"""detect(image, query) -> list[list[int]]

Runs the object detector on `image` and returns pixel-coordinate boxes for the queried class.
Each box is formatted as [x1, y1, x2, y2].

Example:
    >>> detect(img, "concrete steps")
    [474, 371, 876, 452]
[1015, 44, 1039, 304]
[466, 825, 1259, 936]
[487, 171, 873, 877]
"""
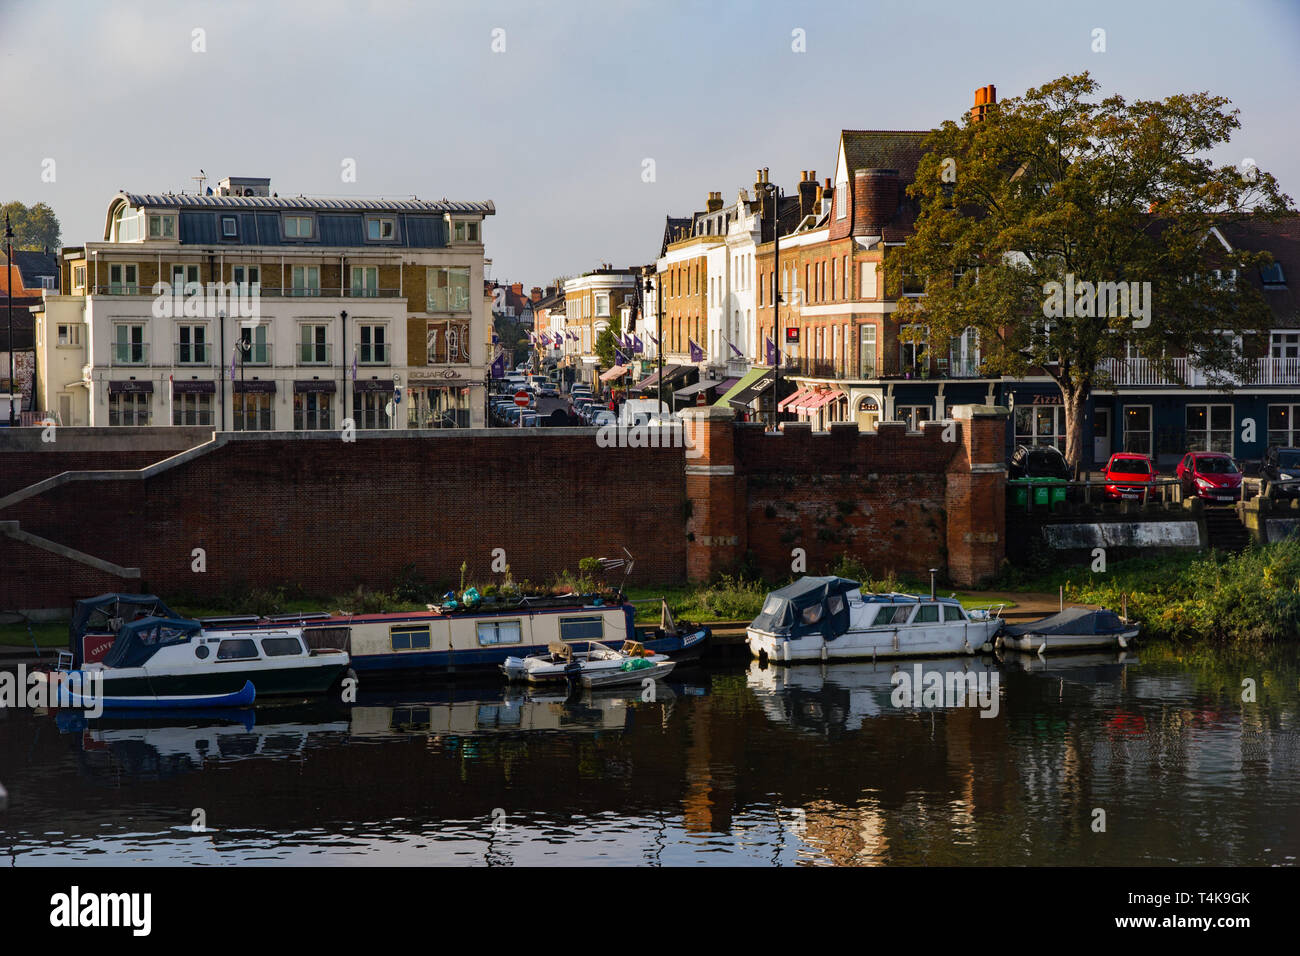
[1204, 508, 1251, 552]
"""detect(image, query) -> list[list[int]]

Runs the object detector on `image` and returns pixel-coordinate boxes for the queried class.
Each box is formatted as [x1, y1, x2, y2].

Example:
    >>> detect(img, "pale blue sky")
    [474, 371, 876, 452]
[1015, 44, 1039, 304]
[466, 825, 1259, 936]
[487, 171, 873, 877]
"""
[2, 0, 1297, 286]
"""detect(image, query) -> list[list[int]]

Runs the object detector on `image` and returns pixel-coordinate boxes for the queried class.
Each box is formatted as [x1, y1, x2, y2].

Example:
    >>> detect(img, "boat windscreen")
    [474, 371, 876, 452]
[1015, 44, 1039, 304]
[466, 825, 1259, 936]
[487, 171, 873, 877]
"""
[68, 593, 181, 666]
[100, 616, 202, 669]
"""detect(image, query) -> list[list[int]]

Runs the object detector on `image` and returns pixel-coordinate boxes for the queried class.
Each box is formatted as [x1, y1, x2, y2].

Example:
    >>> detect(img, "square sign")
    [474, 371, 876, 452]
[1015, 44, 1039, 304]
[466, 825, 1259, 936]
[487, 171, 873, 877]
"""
[785, 327, 800, 343]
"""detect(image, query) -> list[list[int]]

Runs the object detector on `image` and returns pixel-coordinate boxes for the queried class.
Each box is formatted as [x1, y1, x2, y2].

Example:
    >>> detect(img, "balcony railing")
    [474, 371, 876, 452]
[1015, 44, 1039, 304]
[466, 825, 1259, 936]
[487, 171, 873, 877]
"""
[110, 342, 149, 366]
[91, 284, 402, 299]
[298, 343, 333, 365]
[1097, 357, 1300, 387]
[175, 343, 214, 366]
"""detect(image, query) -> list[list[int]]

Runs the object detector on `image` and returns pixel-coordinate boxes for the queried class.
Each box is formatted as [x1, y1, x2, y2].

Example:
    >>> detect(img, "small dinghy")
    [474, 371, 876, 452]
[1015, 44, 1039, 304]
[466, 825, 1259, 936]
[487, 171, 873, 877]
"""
[581, 656, 675, 689]
[501, 640, 671, 685]
[999, 607, 1139, 654]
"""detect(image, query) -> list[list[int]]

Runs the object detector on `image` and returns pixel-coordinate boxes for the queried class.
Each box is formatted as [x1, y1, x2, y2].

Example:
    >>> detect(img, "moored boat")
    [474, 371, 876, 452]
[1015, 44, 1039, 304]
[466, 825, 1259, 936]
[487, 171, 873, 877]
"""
[997, 607, 1139, 654]
[501, 640, 670, 685]
[747, 576, 1004, 663]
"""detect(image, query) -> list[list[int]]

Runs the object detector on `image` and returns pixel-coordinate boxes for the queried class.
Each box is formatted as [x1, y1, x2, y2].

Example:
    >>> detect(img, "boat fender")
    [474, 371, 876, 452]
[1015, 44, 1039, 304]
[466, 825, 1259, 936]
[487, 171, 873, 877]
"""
[1117, 635, 1128, 649]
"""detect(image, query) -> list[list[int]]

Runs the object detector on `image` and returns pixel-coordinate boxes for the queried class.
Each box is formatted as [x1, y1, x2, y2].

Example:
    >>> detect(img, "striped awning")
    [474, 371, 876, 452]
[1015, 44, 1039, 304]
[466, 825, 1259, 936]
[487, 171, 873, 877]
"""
[778, 387, 811, 411]
[599, 365, 630, 383]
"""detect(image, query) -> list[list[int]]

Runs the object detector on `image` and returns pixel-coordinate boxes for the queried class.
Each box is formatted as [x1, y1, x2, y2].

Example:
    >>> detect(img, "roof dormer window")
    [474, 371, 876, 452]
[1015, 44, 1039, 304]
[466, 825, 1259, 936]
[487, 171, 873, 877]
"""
[284, 215, 314, 239]
[148, 214, 176, 239]
[451, 219, 480, 243]
[1261, 262, 1286, 287]
[115, 206, 144, 242]
[367, 218, 395, 241]
[221, 215, 239, 239]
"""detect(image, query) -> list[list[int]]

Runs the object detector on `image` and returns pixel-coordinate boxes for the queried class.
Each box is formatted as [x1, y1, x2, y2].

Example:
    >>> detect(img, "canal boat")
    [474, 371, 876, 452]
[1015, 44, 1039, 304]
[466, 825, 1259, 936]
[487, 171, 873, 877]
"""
[53, 679, 257, 711]
[46, 615, 351, 702]
[746, 576, 1004, 663]
[998, 607, 1139, 654]
[67, 591, 710, 681]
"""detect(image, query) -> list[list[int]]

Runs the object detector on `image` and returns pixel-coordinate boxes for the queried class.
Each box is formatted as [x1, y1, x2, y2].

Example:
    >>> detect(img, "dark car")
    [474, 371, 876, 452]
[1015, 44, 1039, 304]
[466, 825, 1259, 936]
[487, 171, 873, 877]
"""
[1261, 446, 1300, 499]
[1175, 451, 1242, 503]
[1008, 444, 1073, 480]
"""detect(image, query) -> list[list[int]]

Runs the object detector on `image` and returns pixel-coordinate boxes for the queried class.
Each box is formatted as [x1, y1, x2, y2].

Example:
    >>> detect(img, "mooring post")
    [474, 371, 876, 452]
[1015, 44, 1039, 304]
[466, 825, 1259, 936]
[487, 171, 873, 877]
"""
[0, 780, 8, 812]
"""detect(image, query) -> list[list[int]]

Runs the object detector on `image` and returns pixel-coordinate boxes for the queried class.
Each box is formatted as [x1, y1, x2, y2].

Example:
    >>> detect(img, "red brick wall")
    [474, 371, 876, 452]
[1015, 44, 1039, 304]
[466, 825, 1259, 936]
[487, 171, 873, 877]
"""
[0, 534, 140, 613]
[0, 428, 210, 497]
[0, 432, 687, 610]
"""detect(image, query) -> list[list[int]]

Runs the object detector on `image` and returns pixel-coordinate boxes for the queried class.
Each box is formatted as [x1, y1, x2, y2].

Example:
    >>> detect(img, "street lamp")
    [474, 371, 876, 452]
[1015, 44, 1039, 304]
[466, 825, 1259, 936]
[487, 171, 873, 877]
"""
[758, 179, 783, 428]
[644, 274, 664, 417]
[5, 214, 15, 426]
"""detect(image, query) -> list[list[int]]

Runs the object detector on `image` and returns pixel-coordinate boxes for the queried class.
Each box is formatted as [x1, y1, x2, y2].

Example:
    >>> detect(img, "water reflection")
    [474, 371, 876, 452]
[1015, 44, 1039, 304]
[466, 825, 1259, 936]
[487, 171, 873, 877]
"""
[0, 647, 1296, 866]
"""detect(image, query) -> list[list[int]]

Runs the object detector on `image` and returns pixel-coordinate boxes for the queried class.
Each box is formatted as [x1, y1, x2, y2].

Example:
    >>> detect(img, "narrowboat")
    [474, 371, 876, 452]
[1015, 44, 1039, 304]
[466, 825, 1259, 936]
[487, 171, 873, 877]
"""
[65, 592, 711, 682]
[747, 576, 1004, 663]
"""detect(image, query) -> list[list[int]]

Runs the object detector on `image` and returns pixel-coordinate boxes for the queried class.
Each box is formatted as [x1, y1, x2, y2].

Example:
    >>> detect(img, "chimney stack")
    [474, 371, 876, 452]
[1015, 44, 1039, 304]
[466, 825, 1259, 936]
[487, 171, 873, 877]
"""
[530, 286, 543, 302]
[970, 84, 997, 123]
[706, 191, 724, 212]
[853, 168, 901, 237]
[798, 169, 819, 221]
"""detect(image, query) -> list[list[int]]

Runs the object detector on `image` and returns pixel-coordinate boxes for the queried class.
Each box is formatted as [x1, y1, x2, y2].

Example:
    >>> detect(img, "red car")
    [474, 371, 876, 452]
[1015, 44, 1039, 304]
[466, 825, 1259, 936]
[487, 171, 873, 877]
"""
[1102, 453, 1157, 500]
[1175, 451, 1242, 503]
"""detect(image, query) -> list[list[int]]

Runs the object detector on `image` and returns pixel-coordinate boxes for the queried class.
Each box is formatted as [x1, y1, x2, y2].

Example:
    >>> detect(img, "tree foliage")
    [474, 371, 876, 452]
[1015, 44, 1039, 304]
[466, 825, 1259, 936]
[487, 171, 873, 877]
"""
[1, 201, 61, 251]
[885, 73, 1294, 466]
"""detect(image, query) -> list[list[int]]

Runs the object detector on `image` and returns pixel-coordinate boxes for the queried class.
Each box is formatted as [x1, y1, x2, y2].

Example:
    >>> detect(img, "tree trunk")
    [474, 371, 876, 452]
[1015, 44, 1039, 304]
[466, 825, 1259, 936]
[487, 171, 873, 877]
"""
[1061, 384, 1090, 476]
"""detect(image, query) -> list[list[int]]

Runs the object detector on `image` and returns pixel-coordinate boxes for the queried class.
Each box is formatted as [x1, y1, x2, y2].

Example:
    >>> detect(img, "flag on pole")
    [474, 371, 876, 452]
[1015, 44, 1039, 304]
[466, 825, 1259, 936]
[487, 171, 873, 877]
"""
[490, 351, 506, 378]
[351, 352, 357, 382]
[633, 334, 644, 353]
[615, 348, 628, 366]
[726, 337, 743, 358]
[230, 347, 236, 381]
[765, 335, 778, 366]
[689, 338, 704, 363]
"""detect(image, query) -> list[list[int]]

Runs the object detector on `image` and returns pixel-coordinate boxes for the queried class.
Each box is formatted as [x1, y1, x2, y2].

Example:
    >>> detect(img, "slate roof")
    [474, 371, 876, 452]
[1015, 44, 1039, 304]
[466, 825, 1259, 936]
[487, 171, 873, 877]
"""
[10, 251, 59, 291]
[121, 193, 495, 215]
[1219, 213, 1300, 327]
[839, 130, 930, 181]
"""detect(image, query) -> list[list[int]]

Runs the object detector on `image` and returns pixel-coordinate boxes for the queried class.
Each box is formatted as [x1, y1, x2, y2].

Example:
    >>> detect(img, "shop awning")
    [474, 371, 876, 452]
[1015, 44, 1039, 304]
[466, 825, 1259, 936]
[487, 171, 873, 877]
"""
[635, 364, 681, 391]
[674, 376, 735, 399]
[293, 380, 337, 393]
[171, 380, 215, 395]
[599, 365, 630, 383]
[108, 380, 153, 394]
[807, 389, 846, 411]
[716, 367, 773, 408]
[778, 386, 811, 411]
[354, 379, 395, 393]
[233, 379, 277, 394]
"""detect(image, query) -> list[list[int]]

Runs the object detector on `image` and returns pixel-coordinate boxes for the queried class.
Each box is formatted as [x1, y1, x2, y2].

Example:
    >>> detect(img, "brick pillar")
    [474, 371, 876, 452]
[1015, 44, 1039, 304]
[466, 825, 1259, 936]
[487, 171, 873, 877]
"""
[680, 405, 744, 582]
[945, 404, 1008, 587]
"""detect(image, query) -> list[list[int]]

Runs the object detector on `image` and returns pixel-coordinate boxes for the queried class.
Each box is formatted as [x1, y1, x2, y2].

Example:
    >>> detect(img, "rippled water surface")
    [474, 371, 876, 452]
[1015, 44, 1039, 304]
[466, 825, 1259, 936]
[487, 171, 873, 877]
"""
[1, 642, 1296, 865]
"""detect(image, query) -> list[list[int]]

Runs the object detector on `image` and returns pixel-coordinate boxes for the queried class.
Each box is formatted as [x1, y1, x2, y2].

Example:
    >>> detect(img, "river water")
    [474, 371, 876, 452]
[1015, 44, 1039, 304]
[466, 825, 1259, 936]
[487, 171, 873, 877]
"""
[1, 642, 1296, 866]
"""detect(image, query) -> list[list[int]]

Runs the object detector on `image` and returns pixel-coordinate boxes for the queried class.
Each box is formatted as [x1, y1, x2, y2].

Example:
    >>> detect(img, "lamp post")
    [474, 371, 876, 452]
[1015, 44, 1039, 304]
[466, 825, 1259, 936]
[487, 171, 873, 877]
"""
[5, 214, 15, 426]
[644, 274, 664, 417]
[758, 180, 783, 428]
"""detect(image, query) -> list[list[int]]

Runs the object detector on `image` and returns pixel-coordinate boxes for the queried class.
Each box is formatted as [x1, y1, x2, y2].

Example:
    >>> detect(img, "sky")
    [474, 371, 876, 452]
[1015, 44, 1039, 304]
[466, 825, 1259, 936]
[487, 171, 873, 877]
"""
[2, 0, 1298, 287]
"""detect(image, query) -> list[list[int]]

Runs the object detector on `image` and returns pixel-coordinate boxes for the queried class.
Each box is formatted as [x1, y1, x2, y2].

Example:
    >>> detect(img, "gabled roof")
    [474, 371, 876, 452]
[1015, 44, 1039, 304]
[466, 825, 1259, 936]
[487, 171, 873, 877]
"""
[10, 250, 59, 290]
[660, 216, 694, 257]
[839, 130, 930, 180]
[1217, 214, 1300, 325]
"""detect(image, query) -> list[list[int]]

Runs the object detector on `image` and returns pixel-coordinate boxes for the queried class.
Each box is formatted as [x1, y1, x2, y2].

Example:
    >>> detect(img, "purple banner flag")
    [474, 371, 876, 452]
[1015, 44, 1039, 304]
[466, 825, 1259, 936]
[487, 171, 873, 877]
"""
[727, 338, 743, 358]
[765, 335, 777, 366]
[615, 348, 628, 366]
[633, 334, 644, 353]
[689, 338, 704, 363]
[491, 351, 506, 378]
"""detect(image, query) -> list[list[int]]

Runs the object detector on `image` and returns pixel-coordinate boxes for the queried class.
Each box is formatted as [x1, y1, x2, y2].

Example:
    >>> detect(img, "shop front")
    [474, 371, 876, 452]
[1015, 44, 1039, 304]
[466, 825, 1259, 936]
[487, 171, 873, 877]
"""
[408, 370, 474, 428]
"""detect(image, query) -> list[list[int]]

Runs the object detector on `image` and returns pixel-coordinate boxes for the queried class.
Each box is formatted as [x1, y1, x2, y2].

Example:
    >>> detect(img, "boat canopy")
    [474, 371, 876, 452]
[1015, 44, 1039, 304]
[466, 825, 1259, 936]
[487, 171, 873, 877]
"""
[68, 593, 181, 665]
[100, 616, 203, 669]
[750, 576, 858, 639]
[1003, 607, 1127, 638]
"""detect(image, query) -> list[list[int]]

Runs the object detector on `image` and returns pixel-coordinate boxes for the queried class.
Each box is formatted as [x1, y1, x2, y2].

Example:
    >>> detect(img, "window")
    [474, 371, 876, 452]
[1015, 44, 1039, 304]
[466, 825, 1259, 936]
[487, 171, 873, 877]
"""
[261, 637, 304, 657]
[943, 605, 965, 622]
[1268, 404, 1299, 447]
[239, 324, 270, 365]
[900, 266, 925, 296]
[147, 214, 176, 239]
[427, 267, 471, 311]
[390, 625, 431, 651]
[232, 265, 260, 288]
[426, 320, 469, 364]
[294, 391, 333, 430]
[358, 324, 387, 364]
[176, 324, 208, 364]
[899, 325, 928, 374]
[353, 390, 391, 429]
[233, 390, 273, 431]
[108, 263, 138, 294]
[73, 265, 86, 290]
[291, 265, 320, 296]
[351, 266, 379, 297]
[56, 324, 82, 347]
[284, 215, 313, 238]
[560, 616, 603, 642]
[113, 324, 146, 364]
[108, 392, 150, 426]
[299, 325, 329, 364]
[801, 603, 824, 626]
[595, 293, 610, 317]
[858, 325, 877, 378]
[171, 264, 200, 290]
[172, 393, 213, 426]
[452, 220, 480, 242]
[835, 182, 847, 219]
[874, 605, 910, 626]
[114, 206, 142, 242]
[897, 405, 932, 431]
[367, 218, 395, 241]
[1272, 333, 1300, 359]
[1015, 405, 1067, 450]
[913, 604, 940, 624]
[221, 216, 238, 238]
[216, 638, 259, 661]
[1122, 405, 1153, 455]
[477, 620, 522, 645]
[1186, 404, 1233, 453]
[1260, 262, 1286, 286]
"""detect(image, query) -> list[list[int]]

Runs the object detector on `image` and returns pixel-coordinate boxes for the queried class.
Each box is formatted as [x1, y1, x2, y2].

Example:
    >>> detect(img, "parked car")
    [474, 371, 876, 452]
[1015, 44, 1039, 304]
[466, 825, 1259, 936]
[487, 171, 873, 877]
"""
[1102, 453, 1158, 501]
[1008, 444, 1073, 480]
[591, 409, 616, 428]
[1261, 446, 1300, 499]
[1175, 451, 1242, 503]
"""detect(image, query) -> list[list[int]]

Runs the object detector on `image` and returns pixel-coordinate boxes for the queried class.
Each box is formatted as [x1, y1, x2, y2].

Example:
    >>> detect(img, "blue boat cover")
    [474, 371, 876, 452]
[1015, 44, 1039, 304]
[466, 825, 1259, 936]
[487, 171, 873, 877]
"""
[1003, 607, 1127, 637]
[68, 593, 180, 666]
[100, 616, 203, 669]
[750, 576, 858, 639]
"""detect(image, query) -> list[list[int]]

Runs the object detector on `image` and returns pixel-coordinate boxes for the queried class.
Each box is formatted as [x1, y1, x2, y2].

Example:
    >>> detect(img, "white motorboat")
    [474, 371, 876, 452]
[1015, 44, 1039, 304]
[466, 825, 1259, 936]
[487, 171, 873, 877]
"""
[500, 641, 670, 684]
[747, 576, 1004, 663]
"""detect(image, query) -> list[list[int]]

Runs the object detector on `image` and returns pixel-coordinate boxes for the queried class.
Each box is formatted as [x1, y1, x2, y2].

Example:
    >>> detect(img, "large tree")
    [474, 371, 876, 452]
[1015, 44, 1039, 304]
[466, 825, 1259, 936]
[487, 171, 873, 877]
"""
[1, 201, 61, 250]
[886, 73, 1293, 468]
